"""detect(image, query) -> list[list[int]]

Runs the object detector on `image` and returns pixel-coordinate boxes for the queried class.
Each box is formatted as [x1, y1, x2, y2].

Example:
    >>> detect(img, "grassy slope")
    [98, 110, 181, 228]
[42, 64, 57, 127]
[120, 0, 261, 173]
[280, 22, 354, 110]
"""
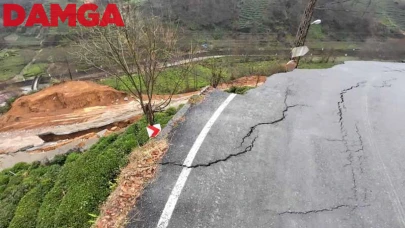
[0, 49, 34, 81]
[0, 109, 178, 228]
[378, 0, 405, 31]
[100, 57, 342, 94]
[23, 64, 49, 78]
[100, 65, 213, 94]
[100, 57, 287, 94]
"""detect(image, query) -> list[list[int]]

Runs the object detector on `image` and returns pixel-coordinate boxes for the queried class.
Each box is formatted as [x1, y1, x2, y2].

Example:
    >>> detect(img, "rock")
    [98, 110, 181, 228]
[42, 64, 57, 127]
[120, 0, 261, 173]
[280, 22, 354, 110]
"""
[97, 129, 108, 138]
[18, 145, 35, 152]
[285, 60, 297, 72]
[40, 157, 50, 165]
[111, 126, 118, 131]
[124, 97, 129, 101]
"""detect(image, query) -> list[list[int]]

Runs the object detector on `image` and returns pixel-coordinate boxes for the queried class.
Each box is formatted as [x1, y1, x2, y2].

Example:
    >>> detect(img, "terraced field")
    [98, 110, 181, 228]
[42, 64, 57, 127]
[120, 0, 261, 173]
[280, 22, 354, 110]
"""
[237, 0, 269, 31]
[379, 0, 405, 31]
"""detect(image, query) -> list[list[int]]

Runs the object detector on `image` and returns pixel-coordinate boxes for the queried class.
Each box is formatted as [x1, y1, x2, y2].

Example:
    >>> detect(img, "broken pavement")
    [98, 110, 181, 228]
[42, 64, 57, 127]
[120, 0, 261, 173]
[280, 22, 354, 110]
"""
[127, 61, 405, 228]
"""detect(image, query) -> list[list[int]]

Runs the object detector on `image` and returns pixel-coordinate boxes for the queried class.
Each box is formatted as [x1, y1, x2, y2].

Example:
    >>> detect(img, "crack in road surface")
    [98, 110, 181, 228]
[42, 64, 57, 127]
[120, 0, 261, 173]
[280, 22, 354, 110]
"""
[278, 205, 351, 215]
[274, 82, 373, 218]
[337, 82, 366, 124]
[160, 137, 258, 168]
[374, 78, 397, 88]
[161, 88, 304, 169]
[354, 125, 365, 153]
[337, 82, 368, 202]
[240, 88, 304, 147]
[278, 204, 370, 216]
[129, 63, 405, 228]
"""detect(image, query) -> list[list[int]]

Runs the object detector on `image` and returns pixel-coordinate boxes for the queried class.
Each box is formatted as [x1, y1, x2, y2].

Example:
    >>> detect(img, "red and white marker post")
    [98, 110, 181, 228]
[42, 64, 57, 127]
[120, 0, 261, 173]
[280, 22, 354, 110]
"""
[147, 124, 162, 138]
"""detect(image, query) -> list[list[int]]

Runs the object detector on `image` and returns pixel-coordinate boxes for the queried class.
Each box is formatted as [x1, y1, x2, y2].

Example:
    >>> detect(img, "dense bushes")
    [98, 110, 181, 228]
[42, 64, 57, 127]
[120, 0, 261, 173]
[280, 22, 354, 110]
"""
[0, 109, 178, 228]
[8, 165, 61, 228]
[35, 136, 119, 228]
[0, 163, 60, 228]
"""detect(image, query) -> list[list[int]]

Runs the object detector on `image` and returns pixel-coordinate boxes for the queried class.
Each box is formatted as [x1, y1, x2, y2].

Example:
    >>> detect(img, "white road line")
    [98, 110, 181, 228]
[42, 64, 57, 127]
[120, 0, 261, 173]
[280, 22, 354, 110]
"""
[156, 93, 237, 228]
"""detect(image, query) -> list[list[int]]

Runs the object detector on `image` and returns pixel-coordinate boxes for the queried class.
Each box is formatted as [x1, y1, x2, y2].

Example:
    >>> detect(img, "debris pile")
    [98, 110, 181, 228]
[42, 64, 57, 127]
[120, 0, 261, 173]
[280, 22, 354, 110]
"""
[0, 81, 127, 131]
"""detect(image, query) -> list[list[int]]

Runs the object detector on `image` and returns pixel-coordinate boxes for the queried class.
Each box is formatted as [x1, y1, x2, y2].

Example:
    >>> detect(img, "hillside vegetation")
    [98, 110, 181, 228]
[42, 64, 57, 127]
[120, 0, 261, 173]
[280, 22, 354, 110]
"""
[0, 109, 178, 228]
[0, 0, 404, 83]
[147, 0, 405, 41]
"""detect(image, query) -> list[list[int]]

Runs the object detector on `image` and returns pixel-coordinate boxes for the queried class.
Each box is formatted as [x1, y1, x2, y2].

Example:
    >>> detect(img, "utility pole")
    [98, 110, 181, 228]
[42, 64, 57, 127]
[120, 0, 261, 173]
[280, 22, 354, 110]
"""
[294, 0, 318, 67]
[65, 56, 73, 81]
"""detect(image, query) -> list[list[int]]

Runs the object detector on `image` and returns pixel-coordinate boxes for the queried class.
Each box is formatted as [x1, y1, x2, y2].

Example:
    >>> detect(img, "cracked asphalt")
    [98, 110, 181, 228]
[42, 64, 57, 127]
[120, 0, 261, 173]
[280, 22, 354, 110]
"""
[127, 61, 405, 228]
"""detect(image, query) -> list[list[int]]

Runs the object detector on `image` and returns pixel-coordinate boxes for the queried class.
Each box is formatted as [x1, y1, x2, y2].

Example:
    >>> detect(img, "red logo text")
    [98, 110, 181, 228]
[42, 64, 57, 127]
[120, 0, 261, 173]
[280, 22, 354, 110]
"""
[3, 3, 125, 27]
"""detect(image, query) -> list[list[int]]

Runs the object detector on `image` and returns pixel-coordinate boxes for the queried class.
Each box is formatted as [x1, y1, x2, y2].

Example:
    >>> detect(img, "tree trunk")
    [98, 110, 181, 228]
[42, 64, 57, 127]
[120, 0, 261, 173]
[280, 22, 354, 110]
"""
[144, 103, 155, 126]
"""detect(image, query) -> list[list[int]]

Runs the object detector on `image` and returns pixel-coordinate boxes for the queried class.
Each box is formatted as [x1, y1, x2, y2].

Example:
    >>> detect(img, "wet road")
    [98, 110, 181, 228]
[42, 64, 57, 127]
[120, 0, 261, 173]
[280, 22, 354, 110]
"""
[128, 61, 405, 228]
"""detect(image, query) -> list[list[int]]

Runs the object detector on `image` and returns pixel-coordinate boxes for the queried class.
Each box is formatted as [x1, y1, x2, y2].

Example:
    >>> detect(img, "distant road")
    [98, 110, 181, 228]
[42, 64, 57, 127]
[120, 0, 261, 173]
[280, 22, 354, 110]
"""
[127, 61, 405, 228]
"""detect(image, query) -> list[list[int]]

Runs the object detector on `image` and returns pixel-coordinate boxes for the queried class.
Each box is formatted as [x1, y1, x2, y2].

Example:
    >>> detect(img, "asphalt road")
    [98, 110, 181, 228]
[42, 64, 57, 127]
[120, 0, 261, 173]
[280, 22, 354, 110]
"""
[127, 61, 405, 228]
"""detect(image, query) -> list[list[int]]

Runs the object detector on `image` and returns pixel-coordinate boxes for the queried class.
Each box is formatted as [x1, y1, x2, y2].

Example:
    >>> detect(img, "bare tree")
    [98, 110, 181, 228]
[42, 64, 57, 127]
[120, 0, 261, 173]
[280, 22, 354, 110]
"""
[202, 58, 228, 88]
[73, 3, 191, 125]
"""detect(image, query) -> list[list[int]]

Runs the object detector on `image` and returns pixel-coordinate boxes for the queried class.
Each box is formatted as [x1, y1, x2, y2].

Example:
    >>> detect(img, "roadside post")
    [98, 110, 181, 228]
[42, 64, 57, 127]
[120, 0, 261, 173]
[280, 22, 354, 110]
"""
[147, 124, 162, 138]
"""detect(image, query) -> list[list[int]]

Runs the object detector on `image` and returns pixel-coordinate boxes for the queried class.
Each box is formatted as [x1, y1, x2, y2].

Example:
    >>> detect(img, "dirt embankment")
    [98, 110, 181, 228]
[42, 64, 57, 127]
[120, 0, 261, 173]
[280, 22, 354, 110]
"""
[218, 76, 267, 89]
[0, 81, 128, 131]
[0, 76, 267, 132]
[0, 76, 267, 155]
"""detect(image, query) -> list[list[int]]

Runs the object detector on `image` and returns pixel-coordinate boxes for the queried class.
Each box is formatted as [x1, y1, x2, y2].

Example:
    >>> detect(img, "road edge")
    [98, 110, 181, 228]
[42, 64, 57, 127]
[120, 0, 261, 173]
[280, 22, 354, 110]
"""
[157, 86, 210, 140]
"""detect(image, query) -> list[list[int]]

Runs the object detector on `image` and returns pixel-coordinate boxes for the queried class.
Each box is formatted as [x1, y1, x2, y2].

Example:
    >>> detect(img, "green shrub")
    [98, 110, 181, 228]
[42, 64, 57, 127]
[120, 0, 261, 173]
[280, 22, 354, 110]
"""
[0, 105, 11, 115]
[165, 107, 178, 116]
[4, 162, 31, 175]
[49, 154, 67, 166]
[0, 163, 31, 197]
[65, 152, 81, 164]
[51, 129, 139, 227]
[1, 109, 179, 228]
[0, 184, 31, 228]
[8, 165, 60, 228]
[0, 174, 10, 187]
[35, 182, 66, 228]
[0, 164, 52, 228]
[8, 181, 54, 228]
[22, 63, 48, 78]
[36, 134, 119, 228]
[37, 112, 176, 228]
[0, 176, 9, 191]
[0, 96, 23, 115]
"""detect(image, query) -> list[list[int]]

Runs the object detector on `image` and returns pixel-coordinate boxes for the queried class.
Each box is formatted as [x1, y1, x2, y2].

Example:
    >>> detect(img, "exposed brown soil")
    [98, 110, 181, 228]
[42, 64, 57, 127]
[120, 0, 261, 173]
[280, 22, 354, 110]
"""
[6, 81, 126, 116]
[0, 76, 266, 133]
[0, 81, 128, 132]
[217, 75, 267, 89]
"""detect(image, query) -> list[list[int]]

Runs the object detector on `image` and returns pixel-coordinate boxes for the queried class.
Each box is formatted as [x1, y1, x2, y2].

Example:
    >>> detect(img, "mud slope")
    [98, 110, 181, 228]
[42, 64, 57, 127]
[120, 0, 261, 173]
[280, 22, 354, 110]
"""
[0, 81, 127, 131]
